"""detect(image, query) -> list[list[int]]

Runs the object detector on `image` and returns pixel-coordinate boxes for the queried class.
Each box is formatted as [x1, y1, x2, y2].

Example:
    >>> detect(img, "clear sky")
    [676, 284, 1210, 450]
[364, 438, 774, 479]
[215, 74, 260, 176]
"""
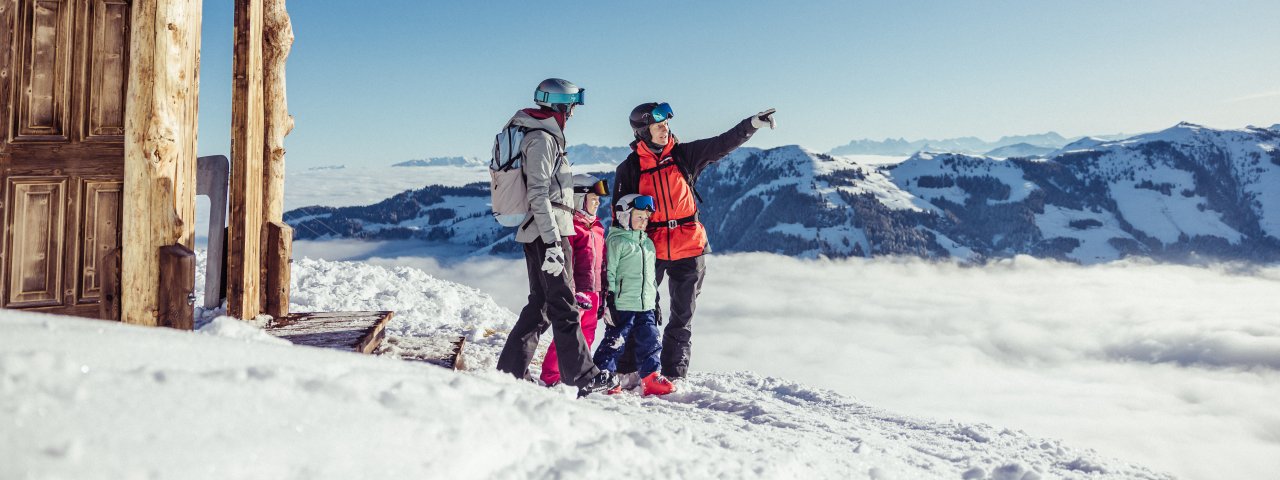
[195, 0, 1280, 169]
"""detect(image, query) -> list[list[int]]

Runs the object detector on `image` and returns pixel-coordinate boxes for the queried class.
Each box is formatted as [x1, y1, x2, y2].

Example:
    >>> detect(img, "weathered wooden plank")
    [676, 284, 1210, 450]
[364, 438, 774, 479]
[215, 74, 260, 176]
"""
[266, 311, 393, 354]
[121, 0, 200, 326]
[227, 0, 264, 319]
[98, 247, 121, 320]
[157, 244, 194, 329]
[0, 0, 14, 154]
[263, 221, 291, 319]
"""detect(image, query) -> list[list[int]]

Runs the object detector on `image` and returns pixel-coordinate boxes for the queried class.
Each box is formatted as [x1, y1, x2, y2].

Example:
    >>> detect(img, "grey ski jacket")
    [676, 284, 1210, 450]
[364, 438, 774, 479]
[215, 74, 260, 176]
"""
[511, 110, 575, 244]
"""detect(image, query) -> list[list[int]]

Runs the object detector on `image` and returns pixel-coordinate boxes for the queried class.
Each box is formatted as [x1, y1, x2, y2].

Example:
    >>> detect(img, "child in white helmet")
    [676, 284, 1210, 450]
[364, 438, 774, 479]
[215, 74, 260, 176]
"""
[540, 174, 610, 386]
[592, 194, 676, 396]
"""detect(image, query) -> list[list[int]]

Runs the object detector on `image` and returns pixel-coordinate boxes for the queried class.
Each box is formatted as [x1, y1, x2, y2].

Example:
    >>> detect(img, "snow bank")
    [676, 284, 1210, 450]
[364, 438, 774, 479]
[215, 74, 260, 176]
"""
[1, 258, 1174, 480]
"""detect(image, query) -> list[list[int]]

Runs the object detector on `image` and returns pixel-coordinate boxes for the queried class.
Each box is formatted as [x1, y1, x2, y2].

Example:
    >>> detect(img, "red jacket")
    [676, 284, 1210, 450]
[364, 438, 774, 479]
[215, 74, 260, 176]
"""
[612, 118, 757, 260]
[568, 211, 606, 293]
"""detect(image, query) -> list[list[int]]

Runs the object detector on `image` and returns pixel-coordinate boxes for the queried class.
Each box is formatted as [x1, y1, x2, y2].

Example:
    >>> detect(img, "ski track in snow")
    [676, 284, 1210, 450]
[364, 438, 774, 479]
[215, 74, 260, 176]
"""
[1, 256, 1174, 480]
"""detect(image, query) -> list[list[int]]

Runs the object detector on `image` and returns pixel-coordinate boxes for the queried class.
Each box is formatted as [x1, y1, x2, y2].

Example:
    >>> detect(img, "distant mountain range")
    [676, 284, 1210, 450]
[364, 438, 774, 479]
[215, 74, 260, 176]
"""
[288, 122, 1280, 264]
[828, 131, 1134, 157]
[393, 156, 483, 167]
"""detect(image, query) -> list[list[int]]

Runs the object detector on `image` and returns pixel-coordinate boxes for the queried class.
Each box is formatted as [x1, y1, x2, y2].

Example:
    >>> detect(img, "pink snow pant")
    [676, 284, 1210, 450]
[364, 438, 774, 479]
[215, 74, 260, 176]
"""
[541, 291, 600, 386]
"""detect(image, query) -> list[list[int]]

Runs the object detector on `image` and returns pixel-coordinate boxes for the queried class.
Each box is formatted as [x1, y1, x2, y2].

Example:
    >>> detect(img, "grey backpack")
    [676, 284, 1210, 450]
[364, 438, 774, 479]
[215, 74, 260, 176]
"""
[489, 123, 551, 227]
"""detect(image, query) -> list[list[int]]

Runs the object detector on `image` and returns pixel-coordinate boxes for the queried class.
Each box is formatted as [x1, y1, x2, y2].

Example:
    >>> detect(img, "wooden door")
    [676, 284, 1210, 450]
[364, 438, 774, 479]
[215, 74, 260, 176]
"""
[1, 0, 129, 318]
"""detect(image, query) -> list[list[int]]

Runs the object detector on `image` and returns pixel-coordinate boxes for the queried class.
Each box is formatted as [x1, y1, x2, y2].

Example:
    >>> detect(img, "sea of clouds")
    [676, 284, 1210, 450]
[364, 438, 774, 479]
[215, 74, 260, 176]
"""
[293, 240, 1280, 480]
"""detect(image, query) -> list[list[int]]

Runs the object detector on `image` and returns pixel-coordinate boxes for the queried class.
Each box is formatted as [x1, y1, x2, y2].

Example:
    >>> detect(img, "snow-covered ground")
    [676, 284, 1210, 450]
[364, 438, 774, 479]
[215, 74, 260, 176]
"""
[1, 257, 1174, 480]
[290, 242, 1280, 480]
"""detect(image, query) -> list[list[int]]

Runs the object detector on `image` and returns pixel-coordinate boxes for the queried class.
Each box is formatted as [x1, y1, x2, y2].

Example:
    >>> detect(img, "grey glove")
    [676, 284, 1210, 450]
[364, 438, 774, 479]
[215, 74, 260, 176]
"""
[750, 108, 777, 130]
[541, 245, 566, 276]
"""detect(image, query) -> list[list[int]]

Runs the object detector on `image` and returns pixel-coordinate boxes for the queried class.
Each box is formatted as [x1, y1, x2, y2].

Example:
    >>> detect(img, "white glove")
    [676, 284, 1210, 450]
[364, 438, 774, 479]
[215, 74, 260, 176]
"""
[541, 245, 566, 276]
[750, 108, 777, 130]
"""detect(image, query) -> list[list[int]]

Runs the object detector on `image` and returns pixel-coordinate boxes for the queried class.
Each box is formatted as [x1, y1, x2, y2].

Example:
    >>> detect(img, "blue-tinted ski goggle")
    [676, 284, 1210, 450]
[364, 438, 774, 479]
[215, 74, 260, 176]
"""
[646, 103, 674, 124]
[631, 195, 656, 212]
[534, 89, 586, 106]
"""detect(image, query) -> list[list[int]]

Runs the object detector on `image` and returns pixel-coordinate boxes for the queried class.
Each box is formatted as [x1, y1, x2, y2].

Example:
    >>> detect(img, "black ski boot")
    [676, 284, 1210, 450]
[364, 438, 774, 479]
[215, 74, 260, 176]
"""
[577, 370, 620, 398]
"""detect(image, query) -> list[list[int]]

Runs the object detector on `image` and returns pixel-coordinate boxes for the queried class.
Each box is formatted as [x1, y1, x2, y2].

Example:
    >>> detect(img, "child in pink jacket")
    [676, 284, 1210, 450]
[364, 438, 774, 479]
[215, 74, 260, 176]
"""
[540, 174, 611, 386]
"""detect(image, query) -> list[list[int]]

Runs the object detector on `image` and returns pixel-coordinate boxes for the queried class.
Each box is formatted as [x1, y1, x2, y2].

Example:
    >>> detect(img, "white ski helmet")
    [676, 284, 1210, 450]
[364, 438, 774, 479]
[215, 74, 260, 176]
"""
[614, 194, 656, 230]
[572, 174, 609, 214]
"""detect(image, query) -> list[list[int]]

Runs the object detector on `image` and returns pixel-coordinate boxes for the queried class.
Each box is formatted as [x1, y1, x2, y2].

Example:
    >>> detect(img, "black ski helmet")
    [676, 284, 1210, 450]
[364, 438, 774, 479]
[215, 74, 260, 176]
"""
[629, 102, 674, 141]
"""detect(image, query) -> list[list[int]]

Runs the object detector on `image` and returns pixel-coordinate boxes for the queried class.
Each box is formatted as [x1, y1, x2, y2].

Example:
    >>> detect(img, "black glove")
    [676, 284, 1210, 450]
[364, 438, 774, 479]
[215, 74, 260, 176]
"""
[603, 291, 618, 327]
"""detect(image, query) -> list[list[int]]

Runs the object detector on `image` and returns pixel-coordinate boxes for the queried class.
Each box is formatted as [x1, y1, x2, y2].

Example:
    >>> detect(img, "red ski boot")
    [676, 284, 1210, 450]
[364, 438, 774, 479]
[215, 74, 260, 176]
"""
[640, 372, 676, 396]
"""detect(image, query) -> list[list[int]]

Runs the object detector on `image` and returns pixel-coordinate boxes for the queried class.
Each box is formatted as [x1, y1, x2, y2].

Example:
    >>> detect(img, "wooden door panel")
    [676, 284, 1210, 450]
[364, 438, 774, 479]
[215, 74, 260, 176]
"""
[14, 0, 72, 142]
[83, 0, 127, 142]
[5, 176, 65, 307]
[77, 178, 118, 302]
[1, 0, 14, 153]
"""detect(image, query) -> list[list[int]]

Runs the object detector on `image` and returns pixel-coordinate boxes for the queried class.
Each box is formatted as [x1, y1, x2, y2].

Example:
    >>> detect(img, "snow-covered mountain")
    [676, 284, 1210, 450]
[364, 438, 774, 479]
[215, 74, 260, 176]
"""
[393, 156, 483, 167]
[566, 144, 630, 165]
[285, 123, 1280, 264]
[829, 132, 1072, 156]
[985, 143, 1056, 158]
[1, 256, 1175, 479]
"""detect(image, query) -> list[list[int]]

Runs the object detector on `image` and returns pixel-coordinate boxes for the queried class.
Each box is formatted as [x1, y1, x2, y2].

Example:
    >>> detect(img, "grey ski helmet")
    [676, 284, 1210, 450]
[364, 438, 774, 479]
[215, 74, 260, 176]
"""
[534, 78, 585, 114]
[572, 173, 608, 213]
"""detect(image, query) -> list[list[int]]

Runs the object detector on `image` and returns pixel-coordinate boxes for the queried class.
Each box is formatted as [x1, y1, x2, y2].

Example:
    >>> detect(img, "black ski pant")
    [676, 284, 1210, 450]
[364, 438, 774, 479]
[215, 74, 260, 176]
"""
[496, 237, 600, 387]
[617, 255, 705, 379]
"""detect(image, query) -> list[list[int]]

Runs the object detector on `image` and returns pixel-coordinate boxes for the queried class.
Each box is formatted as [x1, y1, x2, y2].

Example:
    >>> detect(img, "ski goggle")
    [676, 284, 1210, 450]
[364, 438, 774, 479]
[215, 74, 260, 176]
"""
[630, 195, 656, 212]
[535, 89, 586, 106]
[646, 102, 674, 124]
[574, 179, 609, 196]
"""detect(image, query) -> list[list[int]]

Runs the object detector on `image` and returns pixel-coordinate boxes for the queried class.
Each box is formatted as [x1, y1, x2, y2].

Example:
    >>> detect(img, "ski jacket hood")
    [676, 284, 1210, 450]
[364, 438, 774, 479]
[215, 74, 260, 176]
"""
[606, 227, 657, 312]
[569, 212, 606, 293]
[510, 109, 575, 244]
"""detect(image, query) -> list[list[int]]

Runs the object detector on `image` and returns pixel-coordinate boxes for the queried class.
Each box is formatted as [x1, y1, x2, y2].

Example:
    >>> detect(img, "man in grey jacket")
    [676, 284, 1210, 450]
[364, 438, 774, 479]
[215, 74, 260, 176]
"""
[496, 78, 619, 397]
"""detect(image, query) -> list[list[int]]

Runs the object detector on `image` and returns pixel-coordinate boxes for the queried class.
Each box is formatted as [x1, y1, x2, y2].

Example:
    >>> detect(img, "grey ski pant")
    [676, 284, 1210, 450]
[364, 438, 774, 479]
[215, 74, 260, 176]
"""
[617, 255, 705, 379]
[496, 237, 600, 387]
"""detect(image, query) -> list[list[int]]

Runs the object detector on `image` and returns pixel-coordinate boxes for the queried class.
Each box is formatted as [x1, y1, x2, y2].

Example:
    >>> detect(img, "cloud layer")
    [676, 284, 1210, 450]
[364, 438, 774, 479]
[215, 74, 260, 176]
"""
[293, 241, 1280, 480]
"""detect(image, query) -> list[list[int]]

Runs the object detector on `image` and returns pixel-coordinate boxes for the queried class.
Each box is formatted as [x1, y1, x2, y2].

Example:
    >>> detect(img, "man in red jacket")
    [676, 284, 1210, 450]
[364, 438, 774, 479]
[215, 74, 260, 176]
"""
[611, 102, 776, 380]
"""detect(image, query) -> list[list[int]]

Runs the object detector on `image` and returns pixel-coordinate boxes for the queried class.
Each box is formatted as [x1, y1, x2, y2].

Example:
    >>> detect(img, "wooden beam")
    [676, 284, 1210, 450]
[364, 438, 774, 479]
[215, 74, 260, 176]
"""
[227, 0, 265, 319]
[121, 0, 202, 326]
[262, 0, 293, 225]
[264, 221, 291, 319]
[158, 244, 195, 330]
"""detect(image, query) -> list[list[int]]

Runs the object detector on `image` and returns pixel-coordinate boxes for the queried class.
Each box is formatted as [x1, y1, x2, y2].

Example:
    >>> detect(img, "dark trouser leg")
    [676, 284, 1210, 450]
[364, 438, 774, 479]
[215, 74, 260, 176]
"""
[630, 310, 662, 377]
[496, 240, 552, 379]
[659, 256, 705, 378]
[592, 310, 636, 373]
[496, 237, 598, 386]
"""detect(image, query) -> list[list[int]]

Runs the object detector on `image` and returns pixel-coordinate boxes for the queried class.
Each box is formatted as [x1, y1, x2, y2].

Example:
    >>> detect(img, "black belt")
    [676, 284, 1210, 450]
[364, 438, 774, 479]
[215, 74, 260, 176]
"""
[646, 214, 698, 232]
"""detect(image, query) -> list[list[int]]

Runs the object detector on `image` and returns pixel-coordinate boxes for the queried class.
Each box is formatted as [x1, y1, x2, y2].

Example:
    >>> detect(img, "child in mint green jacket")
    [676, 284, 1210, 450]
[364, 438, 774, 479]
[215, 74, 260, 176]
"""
[593, 194, 676, 396]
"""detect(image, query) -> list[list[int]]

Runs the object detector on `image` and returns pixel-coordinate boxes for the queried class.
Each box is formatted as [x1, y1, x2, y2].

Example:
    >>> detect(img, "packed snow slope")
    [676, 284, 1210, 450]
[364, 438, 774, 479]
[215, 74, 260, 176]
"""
[285, 122, 1280, 264]
[1, 258, 1171, 480]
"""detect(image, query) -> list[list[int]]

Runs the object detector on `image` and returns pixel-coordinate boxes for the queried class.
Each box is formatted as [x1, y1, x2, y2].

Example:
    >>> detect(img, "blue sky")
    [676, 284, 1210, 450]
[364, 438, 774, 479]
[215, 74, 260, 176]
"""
[196, 1, 1280, 168]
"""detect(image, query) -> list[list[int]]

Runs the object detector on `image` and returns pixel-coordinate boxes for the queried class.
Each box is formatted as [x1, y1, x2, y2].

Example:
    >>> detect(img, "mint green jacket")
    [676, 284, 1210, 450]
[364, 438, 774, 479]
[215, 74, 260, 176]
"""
[606, 227, 656, 312]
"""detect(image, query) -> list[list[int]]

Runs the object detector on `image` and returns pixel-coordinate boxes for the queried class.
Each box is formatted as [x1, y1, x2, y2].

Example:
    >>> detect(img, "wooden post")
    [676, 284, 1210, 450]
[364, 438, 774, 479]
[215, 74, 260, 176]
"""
[262, 0, 293, 225]
[121, 0, 203, 326]
[99, 248, 123, 321]
[227, 0, 265, 319]
[158, 244, 195, 330]
[260, 0, 293, 318]
[264, 222, 291, 319]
